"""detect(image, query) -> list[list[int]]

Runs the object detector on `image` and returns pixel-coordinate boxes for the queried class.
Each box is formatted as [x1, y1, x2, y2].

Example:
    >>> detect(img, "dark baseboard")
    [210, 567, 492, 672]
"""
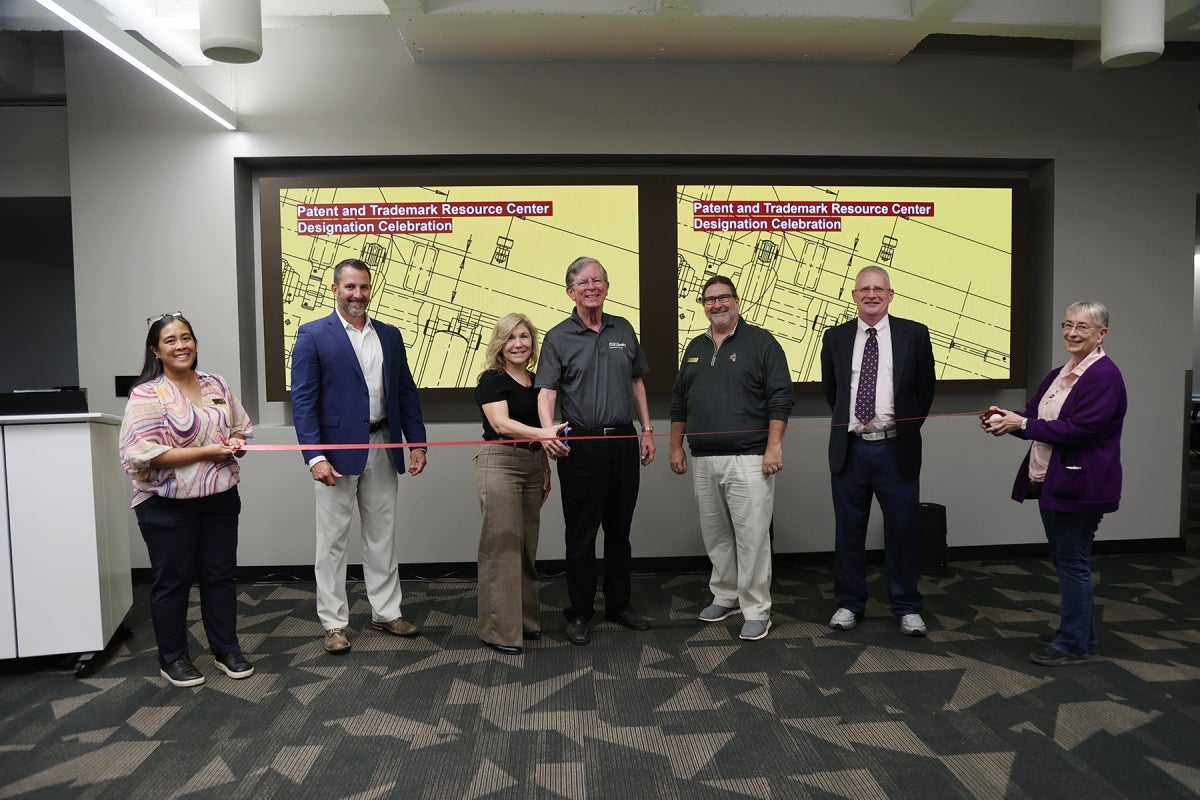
[128, 536, 1186, 585]
[950, 537, 1186, 561]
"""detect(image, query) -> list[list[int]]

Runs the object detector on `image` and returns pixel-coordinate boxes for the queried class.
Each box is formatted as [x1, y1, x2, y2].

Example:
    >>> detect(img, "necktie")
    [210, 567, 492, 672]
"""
[855, 327, 878, 425]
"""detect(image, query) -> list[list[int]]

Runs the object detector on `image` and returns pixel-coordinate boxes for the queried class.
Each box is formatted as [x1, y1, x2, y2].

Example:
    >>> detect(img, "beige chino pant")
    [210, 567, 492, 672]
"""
[313, 428, 404, 630]
[692, 454, 775, 621]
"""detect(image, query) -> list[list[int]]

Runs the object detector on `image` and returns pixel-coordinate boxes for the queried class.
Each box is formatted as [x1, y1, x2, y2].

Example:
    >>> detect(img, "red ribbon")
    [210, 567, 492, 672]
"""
[240, 409, 991, 451]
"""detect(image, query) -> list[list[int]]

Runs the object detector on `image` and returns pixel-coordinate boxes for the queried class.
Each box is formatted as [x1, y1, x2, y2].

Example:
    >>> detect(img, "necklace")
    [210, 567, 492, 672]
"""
[505, 368, 531, 388]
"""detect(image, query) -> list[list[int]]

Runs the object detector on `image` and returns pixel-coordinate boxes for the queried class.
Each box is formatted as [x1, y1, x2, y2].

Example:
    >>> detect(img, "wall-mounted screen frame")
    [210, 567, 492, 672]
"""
[258, 161, 1029, 409]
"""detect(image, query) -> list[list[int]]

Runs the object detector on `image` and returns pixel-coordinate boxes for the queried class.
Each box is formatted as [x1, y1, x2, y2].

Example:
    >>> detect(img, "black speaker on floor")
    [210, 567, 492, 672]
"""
[920, 502, 948, 575]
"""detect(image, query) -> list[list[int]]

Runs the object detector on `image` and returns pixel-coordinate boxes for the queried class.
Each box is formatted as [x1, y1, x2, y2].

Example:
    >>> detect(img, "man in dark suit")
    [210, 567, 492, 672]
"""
[291, 258, 428, 654]
[820, 265, 935, 637]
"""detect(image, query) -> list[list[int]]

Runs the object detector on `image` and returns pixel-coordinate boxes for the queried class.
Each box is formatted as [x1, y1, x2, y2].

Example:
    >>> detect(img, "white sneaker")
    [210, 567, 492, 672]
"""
[899, 613, 927, 636]
[829, 608, 857, 630]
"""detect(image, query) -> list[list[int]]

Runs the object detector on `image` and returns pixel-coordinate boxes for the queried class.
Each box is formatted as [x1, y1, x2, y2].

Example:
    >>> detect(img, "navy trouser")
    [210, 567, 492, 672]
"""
[556, 433, 640, 622]
[1040, 507, 1103, 659]
[134, 487, 242, 666]
[831, 437, 923, 615]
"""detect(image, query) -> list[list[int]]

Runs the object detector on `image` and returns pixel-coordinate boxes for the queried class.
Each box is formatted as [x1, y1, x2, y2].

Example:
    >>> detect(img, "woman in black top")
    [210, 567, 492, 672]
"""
[474, 313, 567, 654]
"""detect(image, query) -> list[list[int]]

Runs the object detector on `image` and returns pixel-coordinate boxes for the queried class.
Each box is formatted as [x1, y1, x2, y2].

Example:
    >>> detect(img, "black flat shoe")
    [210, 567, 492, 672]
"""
[1035, 632, 1098, 655]
[1029, 643, 1087, 666]
[522, 631, 542, 641]
[482, 641, 523, 655]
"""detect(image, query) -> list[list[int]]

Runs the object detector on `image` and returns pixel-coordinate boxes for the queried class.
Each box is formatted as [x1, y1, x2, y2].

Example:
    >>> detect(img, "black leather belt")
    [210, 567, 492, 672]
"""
[485, 439, 542, 451]
[569, 424, 635, 436]
[851, 428, 897, 441]
[368, 418, 388, 434]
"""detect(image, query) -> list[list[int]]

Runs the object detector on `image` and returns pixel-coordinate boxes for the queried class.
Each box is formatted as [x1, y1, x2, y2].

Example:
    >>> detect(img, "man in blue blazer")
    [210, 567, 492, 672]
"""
[820, 265, 935, 637]
[291, 258, 428, 654]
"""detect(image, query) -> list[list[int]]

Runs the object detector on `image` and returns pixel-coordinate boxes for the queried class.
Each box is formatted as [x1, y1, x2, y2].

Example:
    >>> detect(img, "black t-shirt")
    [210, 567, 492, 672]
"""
[475, 369, 540, 439]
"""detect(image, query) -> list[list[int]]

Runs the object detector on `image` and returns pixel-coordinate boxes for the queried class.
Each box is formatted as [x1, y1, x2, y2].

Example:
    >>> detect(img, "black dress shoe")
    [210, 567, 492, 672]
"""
[522, 631, 542, 641]
[565, 618, 592, 645]
[482, 641, 523, 655]
[214, 652, 255, 679]
[160, 655, 205, 688]
[605, 608, 651, 631]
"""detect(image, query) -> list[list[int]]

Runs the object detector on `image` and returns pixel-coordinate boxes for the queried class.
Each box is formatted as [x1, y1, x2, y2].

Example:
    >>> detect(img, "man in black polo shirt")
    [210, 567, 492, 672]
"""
[537, 256, 656, 645]
[669, 276, 793, 642]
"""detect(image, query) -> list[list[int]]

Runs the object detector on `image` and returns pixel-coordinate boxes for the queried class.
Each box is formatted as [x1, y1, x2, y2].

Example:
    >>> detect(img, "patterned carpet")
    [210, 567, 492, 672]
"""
[1, 546, 1199, 800]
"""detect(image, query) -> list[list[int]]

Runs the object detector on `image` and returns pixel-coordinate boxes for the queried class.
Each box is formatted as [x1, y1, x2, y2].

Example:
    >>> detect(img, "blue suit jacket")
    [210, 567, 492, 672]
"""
[820, 314, 936, 479]
[290, 311, 427, 475]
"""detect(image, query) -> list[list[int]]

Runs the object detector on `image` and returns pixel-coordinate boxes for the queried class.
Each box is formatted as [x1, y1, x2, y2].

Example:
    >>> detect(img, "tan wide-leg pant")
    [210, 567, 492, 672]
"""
[475, 444, 544, 647]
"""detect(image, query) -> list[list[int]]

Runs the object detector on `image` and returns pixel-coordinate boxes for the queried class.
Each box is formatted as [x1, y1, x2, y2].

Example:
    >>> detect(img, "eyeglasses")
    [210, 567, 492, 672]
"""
[854, 286, 892, 295]
[699, 294, 735, 306]
[572, 278, 608, 289]
[147, 311, 184, 327]
[1060, 322, 1095, 333]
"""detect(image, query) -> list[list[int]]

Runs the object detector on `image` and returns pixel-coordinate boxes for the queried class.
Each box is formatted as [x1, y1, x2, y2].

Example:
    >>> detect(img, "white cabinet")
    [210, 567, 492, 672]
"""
[0, 414, 132, 664]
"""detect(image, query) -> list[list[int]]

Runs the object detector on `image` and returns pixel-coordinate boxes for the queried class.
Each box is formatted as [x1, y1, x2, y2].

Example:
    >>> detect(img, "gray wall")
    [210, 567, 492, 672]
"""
[0, 107, 69, 196]
[17, 23, 1196, 567]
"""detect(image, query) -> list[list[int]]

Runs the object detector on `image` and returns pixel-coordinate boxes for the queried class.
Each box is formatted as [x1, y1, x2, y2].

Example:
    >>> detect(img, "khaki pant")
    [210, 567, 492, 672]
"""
[693, 454, 775, 620]
[475, 444, 544, 647]
[313, 428, 402, 630]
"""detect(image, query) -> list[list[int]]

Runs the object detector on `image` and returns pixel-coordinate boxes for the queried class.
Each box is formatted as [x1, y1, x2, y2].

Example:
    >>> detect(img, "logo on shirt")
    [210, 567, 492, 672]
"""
[608, 342, 626, 350]
[729, 353, 737, 362]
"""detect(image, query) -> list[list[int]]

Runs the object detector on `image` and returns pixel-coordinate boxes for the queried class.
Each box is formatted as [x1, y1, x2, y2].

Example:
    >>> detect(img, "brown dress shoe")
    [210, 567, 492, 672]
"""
[371, 617, 420, 637]
[324, 628, 351, 653]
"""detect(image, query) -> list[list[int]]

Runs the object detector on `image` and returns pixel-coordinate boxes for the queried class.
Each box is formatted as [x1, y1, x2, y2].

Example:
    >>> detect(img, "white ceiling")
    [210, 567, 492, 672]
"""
[2, 0, 1199, 98]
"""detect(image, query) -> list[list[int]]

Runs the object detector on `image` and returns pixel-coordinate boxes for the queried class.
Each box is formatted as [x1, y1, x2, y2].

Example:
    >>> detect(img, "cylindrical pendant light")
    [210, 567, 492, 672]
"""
[200, 0, 263, 64]
[1101, 0, 1164, 68]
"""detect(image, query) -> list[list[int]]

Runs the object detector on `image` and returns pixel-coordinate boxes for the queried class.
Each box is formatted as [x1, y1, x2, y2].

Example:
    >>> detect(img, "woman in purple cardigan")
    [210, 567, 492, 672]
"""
[982, 300, 1125, 667]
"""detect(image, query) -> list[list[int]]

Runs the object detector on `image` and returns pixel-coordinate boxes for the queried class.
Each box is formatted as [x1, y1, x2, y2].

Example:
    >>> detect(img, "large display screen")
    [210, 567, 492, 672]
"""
[676, 183, 1014, 382]
[262, 180, 640, 397]
[260, 166, 1028, 404]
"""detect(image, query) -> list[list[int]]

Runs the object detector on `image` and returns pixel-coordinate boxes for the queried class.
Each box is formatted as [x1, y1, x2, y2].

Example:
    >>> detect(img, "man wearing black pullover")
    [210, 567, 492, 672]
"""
[669, 276, 793, 641]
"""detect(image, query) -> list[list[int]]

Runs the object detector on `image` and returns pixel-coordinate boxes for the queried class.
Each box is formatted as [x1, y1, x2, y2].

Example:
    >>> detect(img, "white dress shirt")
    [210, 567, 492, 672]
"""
[307, 309, 385, 469]
[337, 309, 385, 425]
[849, 314, 895, 433]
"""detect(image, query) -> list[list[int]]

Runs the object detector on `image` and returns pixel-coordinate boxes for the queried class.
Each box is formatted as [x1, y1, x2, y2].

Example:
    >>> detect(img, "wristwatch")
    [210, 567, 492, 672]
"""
[1020, 418, 1027, 431]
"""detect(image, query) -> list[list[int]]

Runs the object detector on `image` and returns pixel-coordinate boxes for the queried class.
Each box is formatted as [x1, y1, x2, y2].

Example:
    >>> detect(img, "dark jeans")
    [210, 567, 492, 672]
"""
[134, 487, 242, 666]
[1040, 506, 1103, 658]
[830, 437, 923, 615]
[556, 434, 640, 621]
